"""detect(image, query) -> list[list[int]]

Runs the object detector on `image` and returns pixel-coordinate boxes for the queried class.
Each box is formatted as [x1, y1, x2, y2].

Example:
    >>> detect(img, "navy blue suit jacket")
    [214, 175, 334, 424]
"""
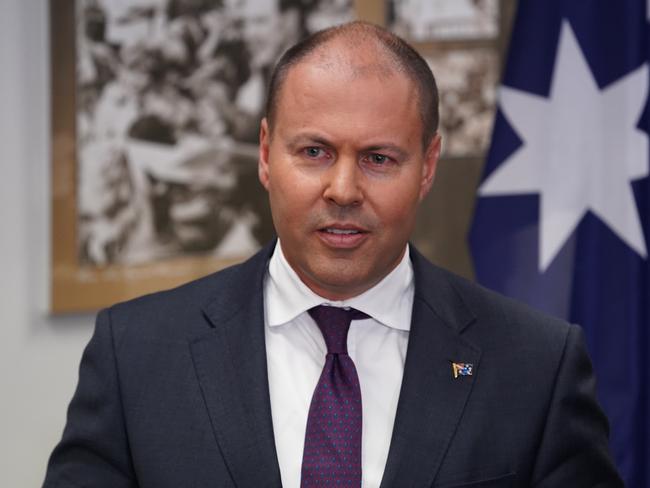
[43, 242, 622, 487]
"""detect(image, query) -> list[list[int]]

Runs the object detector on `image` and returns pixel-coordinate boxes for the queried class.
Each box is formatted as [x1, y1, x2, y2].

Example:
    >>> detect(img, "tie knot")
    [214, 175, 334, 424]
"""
[308, 305, 368, 355]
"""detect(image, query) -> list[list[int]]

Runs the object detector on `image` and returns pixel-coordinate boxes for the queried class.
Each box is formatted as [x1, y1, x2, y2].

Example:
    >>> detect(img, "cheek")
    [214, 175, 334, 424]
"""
[371, 178, 422, 225]
[267, 166, 320, 225]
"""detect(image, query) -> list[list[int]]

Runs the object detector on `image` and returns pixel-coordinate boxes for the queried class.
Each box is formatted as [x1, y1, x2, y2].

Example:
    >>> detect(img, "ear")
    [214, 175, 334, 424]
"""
[419, 133, 441, 201]
[258, 118, 271, 191]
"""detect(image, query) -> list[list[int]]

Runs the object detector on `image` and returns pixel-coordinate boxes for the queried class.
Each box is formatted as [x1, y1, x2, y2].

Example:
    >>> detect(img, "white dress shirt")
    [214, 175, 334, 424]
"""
[263, 241, 414, 488]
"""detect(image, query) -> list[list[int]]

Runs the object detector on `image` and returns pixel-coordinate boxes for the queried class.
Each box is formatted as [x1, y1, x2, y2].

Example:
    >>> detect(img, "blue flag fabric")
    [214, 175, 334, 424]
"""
[469, 1, 649, 486]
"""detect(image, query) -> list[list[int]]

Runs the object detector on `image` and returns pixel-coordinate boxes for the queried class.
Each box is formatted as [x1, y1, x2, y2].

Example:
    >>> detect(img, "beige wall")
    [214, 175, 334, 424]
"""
[0, 2, 95, 486]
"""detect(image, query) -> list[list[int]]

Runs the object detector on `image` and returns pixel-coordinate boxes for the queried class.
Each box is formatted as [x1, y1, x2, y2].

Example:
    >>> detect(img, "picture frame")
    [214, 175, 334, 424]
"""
[50, 0, 513, 313]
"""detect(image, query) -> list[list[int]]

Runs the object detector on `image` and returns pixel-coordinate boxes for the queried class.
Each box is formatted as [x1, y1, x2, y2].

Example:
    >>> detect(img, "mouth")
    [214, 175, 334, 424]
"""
[317, 225, 369, 249]
[322, 228, 362, 235]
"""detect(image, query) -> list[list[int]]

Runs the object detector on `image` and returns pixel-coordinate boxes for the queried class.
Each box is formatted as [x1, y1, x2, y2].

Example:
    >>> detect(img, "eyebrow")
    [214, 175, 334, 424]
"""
[286, 133, 332, 149]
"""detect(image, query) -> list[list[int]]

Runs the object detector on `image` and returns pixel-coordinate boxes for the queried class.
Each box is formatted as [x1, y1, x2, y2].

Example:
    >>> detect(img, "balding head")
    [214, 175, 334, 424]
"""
[265, 21, 439, 150]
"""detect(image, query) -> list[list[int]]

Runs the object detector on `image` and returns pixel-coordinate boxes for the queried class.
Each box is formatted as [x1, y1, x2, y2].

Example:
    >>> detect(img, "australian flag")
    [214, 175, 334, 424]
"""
[469, 1, 649, 486]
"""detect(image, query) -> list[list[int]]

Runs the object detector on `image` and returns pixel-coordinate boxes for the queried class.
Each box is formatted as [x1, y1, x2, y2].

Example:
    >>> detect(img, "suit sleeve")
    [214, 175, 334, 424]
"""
[42, 308, 137, 488]
[530, 324, 624, 488]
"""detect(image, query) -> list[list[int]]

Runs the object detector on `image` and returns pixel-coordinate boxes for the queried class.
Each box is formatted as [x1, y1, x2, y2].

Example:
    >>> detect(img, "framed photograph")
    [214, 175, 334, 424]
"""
[388, 0, 499, 42]
[426, 48, 498, 157]
[51, 0, 509, 312]
[51, 0, 359, 313]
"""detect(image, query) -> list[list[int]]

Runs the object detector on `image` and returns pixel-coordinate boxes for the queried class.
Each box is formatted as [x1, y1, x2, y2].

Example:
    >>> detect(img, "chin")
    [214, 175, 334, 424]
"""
[308, 265, 372, 300]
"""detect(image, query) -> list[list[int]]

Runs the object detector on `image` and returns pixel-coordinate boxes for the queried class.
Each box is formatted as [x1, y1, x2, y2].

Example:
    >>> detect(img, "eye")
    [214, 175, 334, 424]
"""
[366, 153, 393, 166]
[303, 147, 327, 159]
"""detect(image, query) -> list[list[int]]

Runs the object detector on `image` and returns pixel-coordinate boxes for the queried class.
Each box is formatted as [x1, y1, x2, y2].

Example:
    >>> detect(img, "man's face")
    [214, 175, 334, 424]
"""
[259, 49, 440, 300]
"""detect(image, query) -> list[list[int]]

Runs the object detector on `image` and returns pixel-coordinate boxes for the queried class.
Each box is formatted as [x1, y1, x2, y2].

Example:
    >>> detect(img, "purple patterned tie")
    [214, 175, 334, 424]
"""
[301, 305, 369, 488]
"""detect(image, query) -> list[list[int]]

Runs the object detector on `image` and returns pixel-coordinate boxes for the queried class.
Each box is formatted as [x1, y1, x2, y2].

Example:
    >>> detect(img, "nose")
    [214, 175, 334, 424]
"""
[322, 156, 364, 207]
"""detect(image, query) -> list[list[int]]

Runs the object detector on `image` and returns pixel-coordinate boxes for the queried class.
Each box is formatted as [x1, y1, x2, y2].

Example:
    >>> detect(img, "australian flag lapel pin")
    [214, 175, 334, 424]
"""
[451, 362, 473, 378]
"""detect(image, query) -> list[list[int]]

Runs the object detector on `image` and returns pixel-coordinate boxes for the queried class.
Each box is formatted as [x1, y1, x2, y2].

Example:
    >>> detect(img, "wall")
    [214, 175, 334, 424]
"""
[0, 2, 95, 486]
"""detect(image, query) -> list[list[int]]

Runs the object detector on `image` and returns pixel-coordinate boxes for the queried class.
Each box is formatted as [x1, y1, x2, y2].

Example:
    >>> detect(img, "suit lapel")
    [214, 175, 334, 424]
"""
[186, 243, 480, 487]
[380, 249, 481, 488]
[189, 243, 282, 488]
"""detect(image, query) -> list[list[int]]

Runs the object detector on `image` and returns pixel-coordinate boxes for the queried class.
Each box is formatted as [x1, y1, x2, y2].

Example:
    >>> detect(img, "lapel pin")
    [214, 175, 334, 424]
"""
[451, 362, 473, 378]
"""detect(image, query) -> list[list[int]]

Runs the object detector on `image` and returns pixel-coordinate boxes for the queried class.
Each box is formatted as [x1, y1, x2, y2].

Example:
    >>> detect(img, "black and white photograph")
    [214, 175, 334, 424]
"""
[75, 0, 354, 266]
[425, 48, 498, 157]
[388, 0, 498, 42]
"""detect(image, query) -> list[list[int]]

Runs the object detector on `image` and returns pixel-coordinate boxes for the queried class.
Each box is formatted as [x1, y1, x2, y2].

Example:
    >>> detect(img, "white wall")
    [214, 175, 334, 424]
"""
[0, 2, 95, 486]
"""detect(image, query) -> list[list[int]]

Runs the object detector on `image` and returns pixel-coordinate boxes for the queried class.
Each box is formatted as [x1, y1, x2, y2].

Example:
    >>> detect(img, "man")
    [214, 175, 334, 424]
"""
[44, 22, 622, 487]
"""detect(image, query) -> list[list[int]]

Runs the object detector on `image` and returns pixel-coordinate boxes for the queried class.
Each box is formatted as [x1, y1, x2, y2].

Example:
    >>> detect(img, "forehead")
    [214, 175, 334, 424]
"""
[273, 43, 422, 140]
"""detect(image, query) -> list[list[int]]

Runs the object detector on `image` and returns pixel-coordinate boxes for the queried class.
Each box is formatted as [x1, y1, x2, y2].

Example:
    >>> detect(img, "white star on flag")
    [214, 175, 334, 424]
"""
[479, 21, 649, 272]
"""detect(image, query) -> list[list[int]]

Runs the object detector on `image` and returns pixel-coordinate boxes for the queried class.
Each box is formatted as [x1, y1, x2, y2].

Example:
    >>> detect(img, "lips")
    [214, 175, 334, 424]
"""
[323, 228, 361, 235]
[317, 224, 369, 249]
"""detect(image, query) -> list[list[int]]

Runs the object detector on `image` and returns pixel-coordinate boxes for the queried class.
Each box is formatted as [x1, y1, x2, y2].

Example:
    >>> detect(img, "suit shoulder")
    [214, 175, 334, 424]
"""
[451, 269, 568, 333]
[104, 244, 272, 342]
[412, 249, 571, 346]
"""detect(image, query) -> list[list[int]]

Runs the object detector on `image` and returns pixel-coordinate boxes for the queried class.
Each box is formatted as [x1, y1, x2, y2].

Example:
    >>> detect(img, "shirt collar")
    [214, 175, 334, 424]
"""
[265, 240, 413, 331]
